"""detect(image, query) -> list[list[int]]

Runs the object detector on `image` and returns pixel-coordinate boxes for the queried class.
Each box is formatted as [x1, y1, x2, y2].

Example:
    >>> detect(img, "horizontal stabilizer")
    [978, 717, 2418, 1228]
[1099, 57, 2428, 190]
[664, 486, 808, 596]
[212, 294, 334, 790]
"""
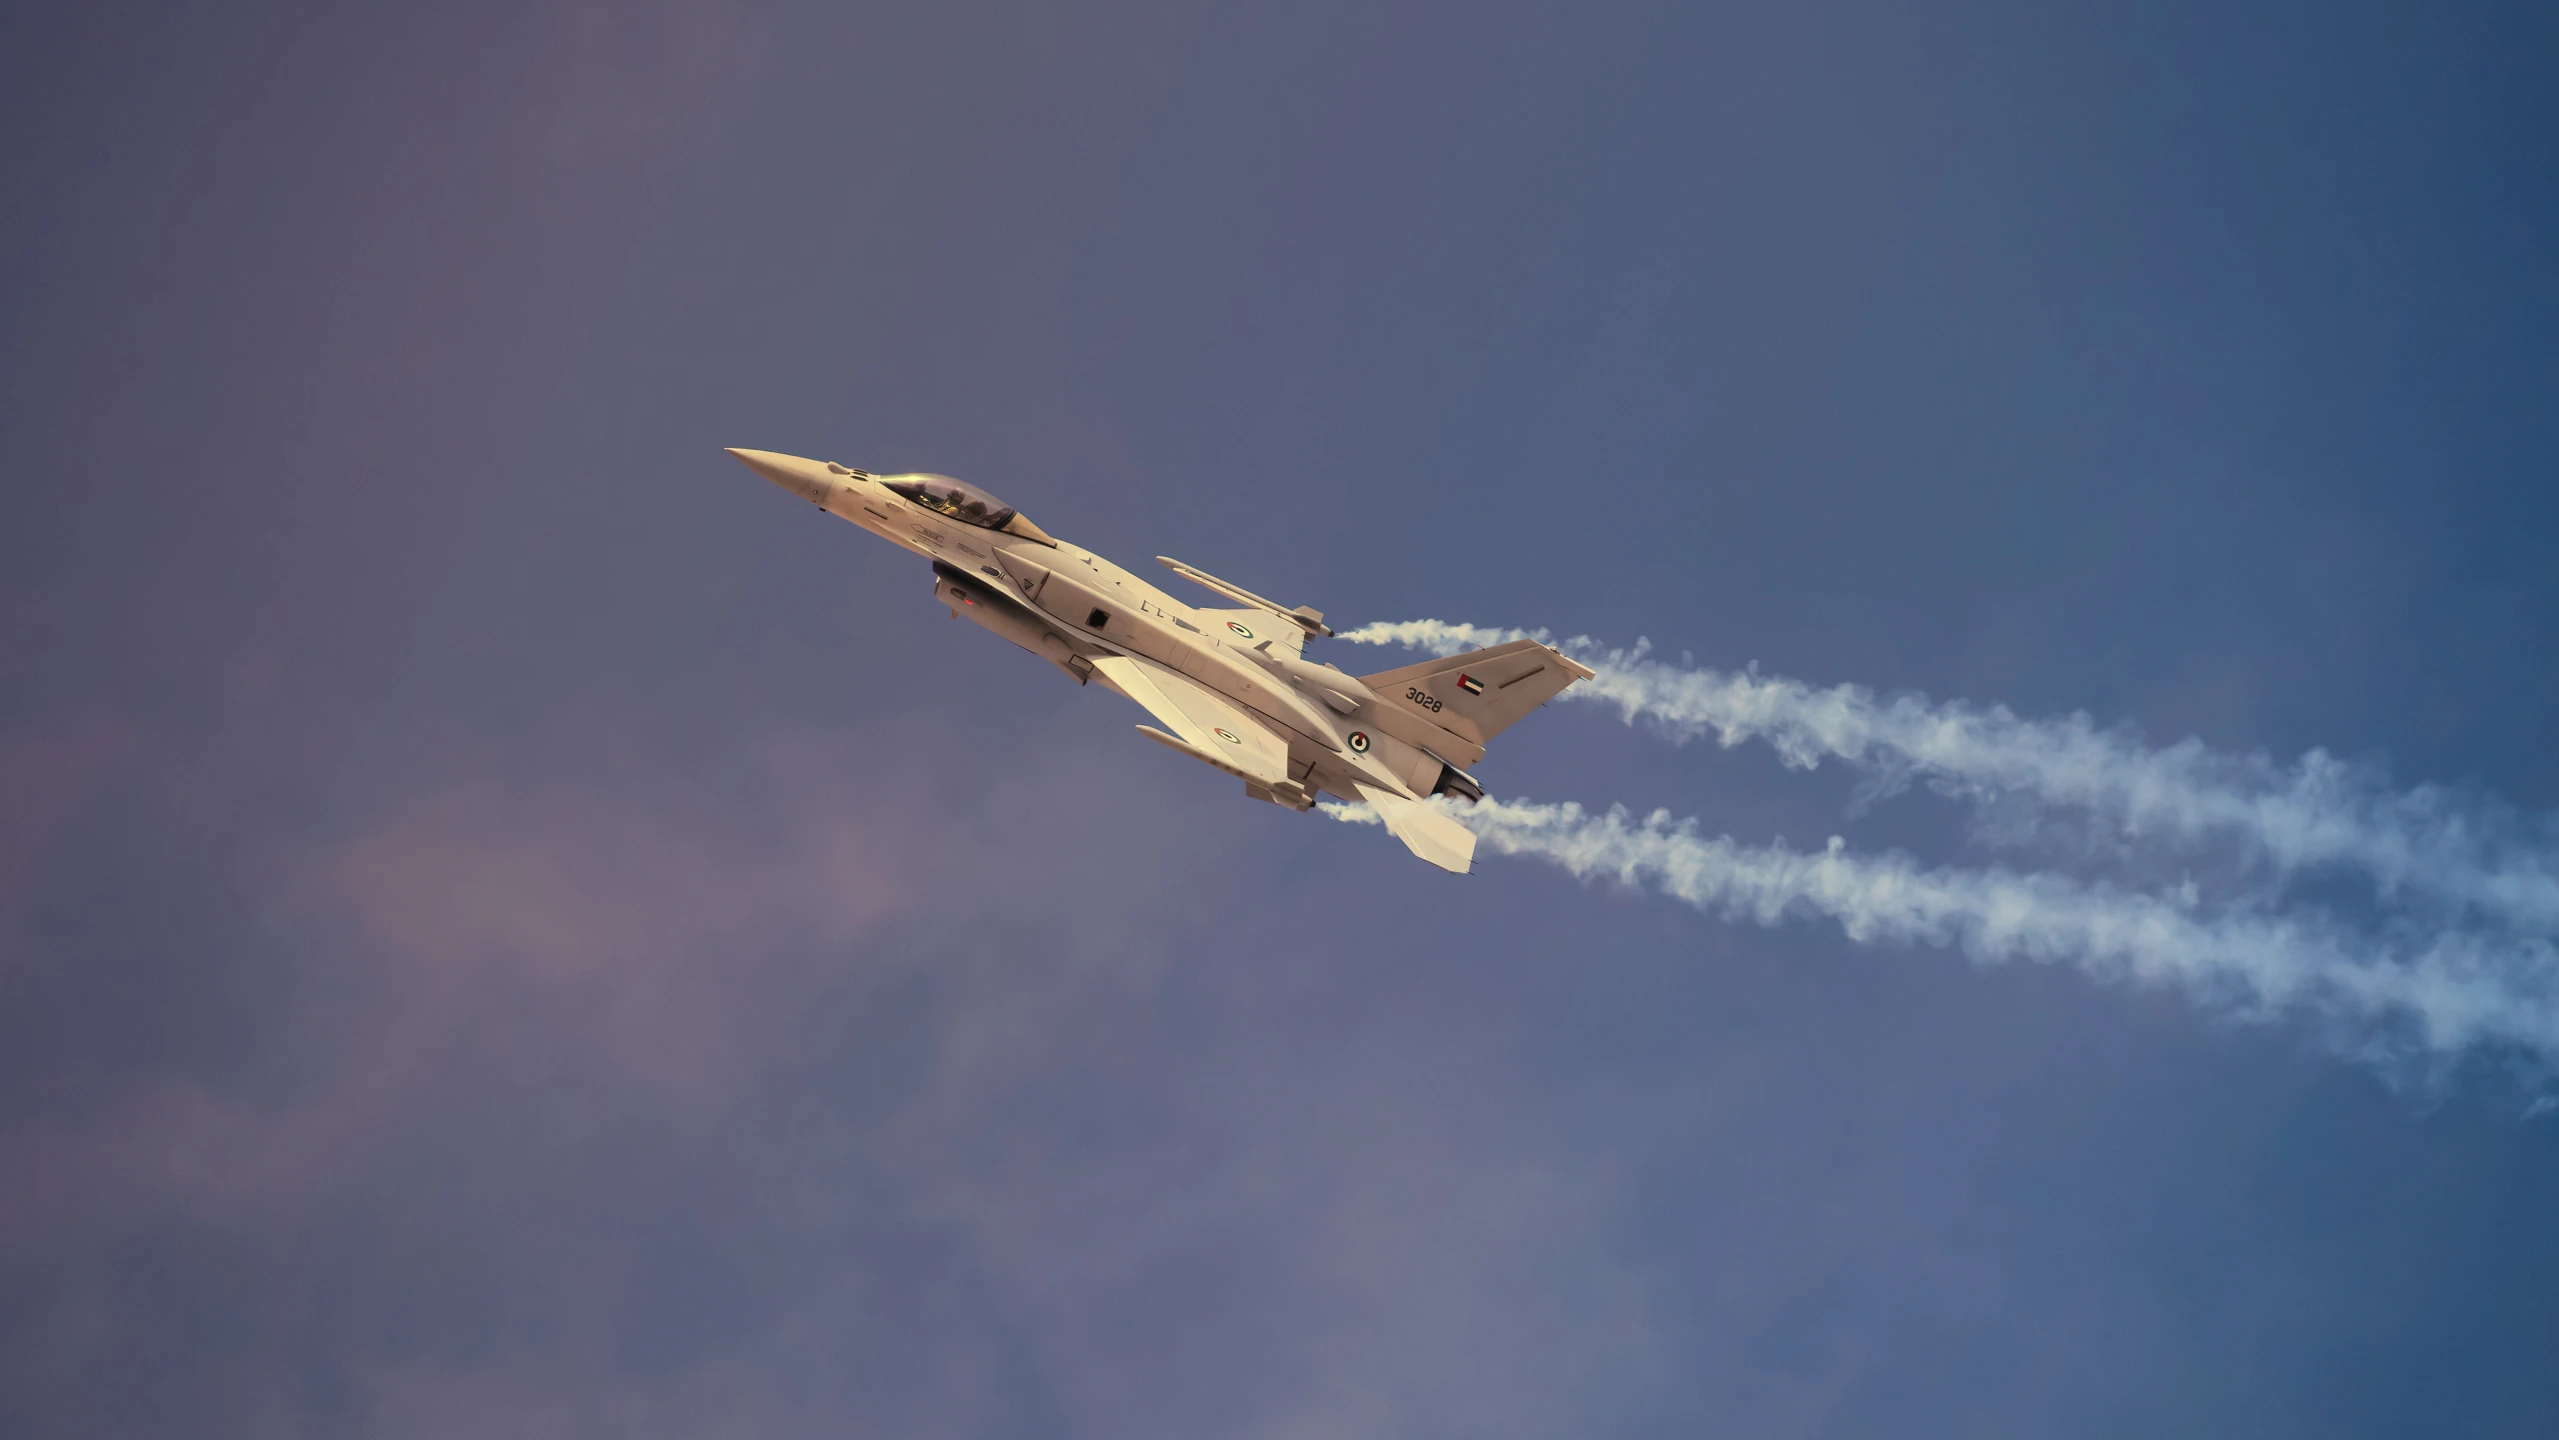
[1355, 783, 1478, 875]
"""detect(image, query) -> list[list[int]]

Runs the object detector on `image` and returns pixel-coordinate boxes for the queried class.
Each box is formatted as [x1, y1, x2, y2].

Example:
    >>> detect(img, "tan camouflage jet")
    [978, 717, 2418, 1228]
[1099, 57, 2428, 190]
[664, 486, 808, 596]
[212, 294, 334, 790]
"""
[729, 449, 1593, 873]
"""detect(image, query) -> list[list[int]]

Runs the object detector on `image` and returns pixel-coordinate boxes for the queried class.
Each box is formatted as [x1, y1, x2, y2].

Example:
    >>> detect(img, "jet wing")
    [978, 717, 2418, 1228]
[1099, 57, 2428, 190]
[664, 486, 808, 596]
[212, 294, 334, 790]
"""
[1088, 654, 1292, 788]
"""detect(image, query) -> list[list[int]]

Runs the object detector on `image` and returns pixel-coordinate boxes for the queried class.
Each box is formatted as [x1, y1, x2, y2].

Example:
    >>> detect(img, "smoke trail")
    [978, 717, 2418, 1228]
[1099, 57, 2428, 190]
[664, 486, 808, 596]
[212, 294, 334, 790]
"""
[1322, 797, 2559, 1079]
[1339, 620, 2559, 935]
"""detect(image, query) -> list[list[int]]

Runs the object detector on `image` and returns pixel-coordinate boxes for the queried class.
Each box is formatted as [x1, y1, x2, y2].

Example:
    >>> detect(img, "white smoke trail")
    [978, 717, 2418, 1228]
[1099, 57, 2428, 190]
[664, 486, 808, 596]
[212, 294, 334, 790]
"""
[1339, 620, 2559, 935]
[1321, 796, 2559, 1079]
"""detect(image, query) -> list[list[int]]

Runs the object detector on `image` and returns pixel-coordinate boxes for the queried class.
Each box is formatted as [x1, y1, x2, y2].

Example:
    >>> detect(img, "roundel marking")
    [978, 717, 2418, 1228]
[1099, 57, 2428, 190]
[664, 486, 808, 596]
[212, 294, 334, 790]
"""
[1225, 620, 1255, 639]
[1213, 727, 1243, 744]
[1348, 731, 1371, 754]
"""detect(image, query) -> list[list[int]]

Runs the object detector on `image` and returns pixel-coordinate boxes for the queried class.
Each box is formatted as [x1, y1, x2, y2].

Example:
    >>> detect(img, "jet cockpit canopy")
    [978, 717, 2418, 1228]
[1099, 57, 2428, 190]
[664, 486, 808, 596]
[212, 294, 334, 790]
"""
[881, 473, 1057, 545]
[884, 473, 1012, 528]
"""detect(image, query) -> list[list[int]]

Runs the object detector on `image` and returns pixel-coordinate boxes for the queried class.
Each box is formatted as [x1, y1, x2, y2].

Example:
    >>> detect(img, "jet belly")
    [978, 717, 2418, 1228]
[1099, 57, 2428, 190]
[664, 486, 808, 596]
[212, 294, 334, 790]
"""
[929, 563, 1093, 679]
[1028, 560, 1344, 753]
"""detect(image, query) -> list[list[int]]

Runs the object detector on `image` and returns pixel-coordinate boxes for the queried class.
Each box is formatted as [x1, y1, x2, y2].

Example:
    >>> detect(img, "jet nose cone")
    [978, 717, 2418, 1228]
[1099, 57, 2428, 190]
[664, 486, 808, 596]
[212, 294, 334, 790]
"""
[727, 447, 835, 502]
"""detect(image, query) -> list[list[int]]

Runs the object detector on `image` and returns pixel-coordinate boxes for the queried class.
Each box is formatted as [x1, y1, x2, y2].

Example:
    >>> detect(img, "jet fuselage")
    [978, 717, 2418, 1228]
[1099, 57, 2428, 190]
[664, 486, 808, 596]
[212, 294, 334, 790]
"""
[731, 448, 1453, 810]
[729, 447, 1592, 871]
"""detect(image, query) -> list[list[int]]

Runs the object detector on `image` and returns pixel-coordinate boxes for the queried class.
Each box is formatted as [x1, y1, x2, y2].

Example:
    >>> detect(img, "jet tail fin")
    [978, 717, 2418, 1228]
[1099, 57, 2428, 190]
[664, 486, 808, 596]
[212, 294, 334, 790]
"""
[1355, 784, 1477, 874]
[1356, 639, 1595, 749]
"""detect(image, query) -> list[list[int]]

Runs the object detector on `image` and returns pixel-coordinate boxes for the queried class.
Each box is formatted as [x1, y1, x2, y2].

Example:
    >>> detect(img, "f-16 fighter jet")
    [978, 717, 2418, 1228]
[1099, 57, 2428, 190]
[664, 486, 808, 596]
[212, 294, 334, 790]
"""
[728, 449, 1593, 873]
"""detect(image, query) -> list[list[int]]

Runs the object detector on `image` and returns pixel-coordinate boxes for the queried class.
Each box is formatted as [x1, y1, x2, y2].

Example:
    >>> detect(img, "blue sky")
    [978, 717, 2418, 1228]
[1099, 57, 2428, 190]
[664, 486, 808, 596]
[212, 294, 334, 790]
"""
[4, 2, 2556, 1435]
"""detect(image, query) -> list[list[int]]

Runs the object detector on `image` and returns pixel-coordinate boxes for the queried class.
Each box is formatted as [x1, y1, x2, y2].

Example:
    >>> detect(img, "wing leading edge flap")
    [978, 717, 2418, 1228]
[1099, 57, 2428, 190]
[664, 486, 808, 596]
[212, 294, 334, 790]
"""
[1354, 783, 1478, 875]
[1089, 655, 1290, 787]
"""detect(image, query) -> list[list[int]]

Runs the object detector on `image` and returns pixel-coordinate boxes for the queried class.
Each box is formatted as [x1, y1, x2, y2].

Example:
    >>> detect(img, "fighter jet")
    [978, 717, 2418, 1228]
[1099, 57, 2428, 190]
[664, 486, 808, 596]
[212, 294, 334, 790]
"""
[728, 448, 1593, 873]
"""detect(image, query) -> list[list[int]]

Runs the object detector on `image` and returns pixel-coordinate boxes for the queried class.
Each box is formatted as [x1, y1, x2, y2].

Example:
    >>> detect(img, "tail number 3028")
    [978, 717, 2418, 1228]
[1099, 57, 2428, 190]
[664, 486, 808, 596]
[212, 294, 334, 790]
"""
[1405, 687, 1444, 714]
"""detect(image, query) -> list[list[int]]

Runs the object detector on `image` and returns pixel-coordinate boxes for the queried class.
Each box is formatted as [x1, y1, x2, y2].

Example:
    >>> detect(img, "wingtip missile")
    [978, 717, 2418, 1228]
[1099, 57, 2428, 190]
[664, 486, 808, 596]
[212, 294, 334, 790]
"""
[1156, 557, 1334, 636]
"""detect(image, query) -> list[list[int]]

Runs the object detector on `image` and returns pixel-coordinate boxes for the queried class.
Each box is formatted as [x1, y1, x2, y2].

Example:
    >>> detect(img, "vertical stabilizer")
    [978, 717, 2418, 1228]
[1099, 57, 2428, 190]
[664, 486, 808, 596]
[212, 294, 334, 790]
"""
[1356, 639, 1594, 750]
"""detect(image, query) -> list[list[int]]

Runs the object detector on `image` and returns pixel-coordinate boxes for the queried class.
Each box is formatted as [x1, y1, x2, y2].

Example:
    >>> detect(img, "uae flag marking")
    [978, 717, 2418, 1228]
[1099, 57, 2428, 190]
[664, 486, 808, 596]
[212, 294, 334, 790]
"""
[1456, 673, 1485, 696]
